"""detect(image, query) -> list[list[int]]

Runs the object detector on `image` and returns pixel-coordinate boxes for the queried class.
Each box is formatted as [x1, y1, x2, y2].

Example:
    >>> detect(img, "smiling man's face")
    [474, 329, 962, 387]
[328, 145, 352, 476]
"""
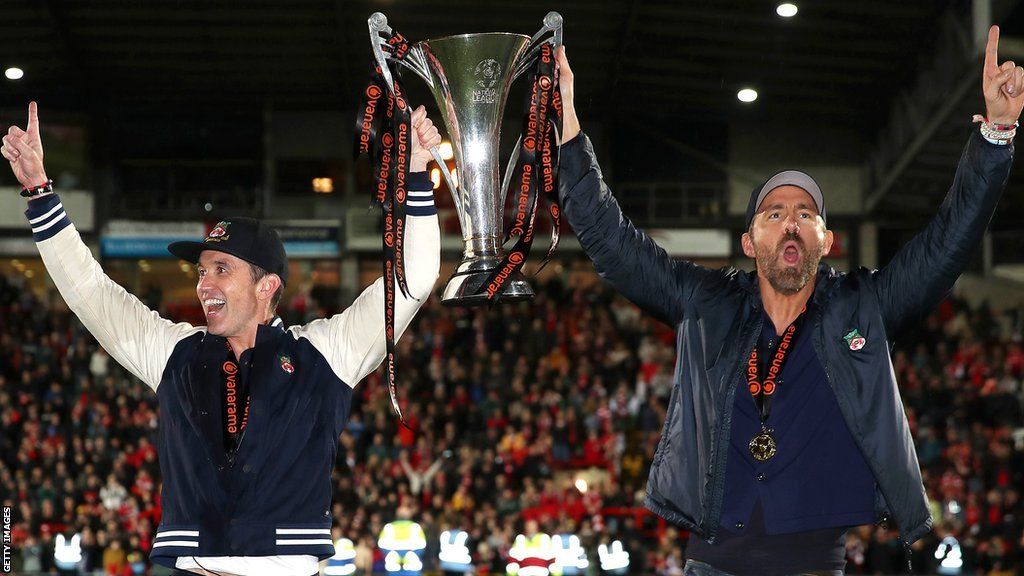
[741, 185, 833, 295]
[196, 250, 264, 338]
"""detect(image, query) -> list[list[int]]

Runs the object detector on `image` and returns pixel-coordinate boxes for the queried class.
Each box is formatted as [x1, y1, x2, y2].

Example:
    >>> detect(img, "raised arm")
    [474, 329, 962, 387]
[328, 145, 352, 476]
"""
[875, 26, 1019, 337]
[291, 105, 441, 386]
[2, 103, 202, 391]
[555, 47, 716, 327]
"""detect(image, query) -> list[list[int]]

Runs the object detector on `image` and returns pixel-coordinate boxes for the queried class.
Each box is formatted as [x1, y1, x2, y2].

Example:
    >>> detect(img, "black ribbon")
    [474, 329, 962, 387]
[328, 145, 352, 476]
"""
[221, 347, 249, 454]
[481, 41, 562, 301]
[536, 86, 563, 273]
[354, 30, 415, 429]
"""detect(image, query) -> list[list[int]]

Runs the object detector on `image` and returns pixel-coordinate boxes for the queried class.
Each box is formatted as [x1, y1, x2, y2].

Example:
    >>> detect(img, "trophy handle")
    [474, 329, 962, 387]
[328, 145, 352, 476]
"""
[367, 13, 432, 88]
[367, 13, 398, 92]
[431, 149, 462, 215]
[513, 11, 563, 81]
[499, 136, 521, 218]
[368, 13, 457, 211]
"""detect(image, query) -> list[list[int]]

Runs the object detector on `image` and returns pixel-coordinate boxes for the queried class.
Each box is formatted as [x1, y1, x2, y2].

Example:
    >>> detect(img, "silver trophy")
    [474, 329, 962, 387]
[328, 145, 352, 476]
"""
[367, 12, 563, 305]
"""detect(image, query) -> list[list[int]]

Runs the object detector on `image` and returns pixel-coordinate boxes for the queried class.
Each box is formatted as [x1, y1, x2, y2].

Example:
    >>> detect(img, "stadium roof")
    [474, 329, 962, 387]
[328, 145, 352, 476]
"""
[2, 0, 1023, 227]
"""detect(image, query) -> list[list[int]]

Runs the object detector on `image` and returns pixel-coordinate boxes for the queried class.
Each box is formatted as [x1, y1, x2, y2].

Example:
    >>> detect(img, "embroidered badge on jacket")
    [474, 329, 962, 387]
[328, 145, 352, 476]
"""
[843, 329, 867, 351]
[280, 355, 295, 374]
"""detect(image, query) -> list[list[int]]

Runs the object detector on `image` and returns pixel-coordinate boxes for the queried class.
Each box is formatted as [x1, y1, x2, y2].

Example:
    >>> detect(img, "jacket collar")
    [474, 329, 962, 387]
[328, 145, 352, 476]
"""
[202, 316, 285, 350]
[254, 316, 285, 348]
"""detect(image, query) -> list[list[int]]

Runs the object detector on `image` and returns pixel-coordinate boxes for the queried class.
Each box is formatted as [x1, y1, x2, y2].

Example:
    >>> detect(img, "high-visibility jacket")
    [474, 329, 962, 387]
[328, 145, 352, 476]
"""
[324, 538, 356, 576]
[379, 521, 427, 574]
[506, 533, 555, 576]
[551, 534, 587, 575]
[54, 533, 82, 570]
[598, 540, 630, 574]
[439, 529, 473, 573]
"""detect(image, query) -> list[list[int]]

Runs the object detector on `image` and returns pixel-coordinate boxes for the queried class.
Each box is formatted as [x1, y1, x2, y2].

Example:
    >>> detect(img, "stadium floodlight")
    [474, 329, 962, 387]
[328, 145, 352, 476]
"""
[777, 4, 798, 18]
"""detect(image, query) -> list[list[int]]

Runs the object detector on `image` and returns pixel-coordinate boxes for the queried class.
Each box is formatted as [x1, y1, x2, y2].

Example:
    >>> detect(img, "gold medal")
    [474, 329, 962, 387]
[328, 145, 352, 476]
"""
[749, 432, 777, 462]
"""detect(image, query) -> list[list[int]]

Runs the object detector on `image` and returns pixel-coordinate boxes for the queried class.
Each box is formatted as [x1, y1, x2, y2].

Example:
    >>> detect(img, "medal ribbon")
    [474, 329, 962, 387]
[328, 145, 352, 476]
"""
[745, 307, 805, 423]
[482, 42, 562, 300]
[355, 30, 414, 428]
[222, 356, 249, 452]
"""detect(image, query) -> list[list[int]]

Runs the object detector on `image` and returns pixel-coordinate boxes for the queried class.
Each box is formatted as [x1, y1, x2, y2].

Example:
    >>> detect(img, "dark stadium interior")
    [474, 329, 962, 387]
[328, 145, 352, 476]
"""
[1, 1, 1024, 575]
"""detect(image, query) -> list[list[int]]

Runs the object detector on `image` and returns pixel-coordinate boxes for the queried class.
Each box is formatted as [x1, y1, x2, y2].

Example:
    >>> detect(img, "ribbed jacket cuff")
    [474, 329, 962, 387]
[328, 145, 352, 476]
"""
[25, 193, 72, 241]
[407, 171, 436, 217]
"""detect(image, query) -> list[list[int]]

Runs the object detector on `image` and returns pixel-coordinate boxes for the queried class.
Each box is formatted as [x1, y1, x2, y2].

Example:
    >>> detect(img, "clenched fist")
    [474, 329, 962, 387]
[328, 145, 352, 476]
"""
[410, 105, 442, 173]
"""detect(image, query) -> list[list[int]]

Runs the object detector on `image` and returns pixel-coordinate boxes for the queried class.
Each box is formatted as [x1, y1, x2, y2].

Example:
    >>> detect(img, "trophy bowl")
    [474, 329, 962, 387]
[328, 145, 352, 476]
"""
[367, 13, 563, 306]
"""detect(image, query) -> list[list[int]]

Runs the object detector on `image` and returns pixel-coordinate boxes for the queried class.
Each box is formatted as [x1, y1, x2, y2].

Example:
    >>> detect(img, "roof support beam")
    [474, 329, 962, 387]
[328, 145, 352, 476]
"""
[864, 0, 1022, 213]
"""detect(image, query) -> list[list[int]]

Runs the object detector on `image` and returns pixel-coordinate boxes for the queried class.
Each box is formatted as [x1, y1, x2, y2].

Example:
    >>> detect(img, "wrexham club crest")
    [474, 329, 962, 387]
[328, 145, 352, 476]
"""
[205, 221, 231, 242]
[280, 355, 295, 374]
[844, 329, 866, 351]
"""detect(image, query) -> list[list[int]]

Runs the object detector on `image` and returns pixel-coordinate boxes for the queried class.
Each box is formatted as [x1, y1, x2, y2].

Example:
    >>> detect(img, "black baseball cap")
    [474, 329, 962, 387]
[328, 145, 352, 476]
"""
[745, 170, 826, 230]
[168, 217, 289, 285]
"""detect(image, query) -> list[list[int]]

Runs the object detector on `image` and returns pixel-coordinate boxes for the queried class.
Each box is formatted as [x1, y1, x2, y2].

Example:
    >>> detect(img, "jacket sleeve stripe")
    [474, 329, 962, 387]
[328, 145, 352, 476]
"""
[152, 541, 200, 548]
[25, 195, 72, 241]
[28, 201, 65, 224]
[406, 171, 437, 216]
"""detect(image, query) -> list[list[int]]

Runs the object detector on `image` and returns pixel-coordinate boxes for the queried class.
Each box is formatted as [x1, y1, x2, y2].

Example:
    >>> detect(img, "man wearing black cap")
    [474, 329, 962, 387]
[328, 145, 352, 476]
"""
[166, 217, 291, 356]
[3, 102, 442, 576]
[551, 25, 1021, 576]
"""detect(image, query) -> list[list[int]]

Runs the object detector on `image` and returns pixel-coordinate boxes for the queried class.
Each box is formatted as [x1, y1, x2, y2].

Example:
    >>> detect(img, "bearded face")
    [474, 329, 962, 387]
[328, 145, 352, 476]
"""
[752, 229, 825, 295]
[742, 185, 833, 295]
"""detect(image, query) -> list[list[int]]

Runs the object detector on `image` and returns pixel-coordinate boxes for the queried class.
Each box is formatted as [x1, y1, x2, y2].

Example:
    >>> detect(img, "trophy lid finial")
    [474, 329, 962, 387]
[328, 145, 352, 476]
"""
[369, 12, 389, 31]
[543, 12, 563, 29]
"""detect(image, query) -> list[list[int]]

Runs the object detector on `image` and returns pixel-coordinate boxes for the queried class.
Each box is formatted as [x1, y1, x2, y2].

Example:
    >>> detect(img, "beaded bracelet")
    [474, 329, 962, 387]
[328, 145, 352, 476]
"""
[973, 115, 1017, 143]
[20, 179, 54, 198]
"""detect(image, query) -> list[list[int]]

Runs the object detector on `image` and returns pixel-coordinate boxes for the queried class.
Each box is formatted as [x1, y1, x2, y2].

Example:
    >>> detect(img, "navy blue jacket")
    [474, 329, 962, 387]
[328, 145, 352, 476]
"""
[150, 320, 350, 565]
[557, 129, 1012, 546]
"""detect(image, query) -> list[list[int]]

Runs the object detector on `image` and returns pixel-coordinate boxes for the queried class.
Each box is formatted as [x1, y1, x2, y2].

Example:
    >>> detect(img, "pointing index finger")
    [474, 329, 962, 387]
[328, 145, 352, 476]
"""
[986, 25, 1000, 75]
[27, 101, 38, 133]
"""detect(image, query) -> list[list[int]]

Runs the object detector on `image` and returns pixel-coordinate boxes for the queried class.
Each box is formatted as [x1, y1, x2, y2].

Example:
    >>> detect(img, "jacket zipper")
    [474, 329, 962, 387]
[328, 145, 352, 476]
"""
[705, 311, 762, 543]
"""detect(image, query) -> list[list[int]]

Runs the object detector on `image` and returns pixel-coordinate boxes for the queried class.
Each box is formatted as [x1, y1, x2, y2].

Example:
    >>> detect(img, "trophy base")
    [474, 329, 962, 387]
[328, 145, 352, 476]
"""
[441, 257, 534, 306]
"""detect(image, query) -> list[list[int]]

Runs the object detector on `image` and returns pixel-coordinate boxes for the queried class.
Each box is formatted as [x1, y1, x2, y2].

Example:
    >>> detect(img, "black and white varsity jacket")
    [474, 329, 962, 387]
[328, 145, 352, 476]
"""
[25, 180, 439, 576]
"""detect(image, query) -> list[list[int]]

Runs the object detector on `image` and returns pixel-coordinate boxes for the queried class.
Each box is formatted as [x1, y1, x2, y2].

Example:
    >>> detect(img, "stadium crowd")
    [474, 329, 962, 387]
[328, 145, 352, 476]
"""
[0, 264, 1023, 575]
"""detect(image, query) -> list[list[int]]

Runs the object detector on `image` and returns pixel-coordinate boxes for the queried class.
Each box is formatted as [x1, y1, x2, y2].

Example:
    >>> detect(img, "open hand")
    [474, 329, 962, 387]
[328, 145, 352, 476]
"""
[410, 105, 441, 172]
[983, 26, 1024, 126]
[1, 102, 48, 189]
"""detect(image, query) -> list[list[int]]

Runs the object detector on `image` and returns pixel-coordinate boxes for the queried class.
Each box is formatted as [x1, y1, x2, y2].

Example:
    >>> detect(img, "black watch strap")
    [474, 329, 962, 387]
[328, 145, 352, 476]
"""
[21, 179, 53, 198]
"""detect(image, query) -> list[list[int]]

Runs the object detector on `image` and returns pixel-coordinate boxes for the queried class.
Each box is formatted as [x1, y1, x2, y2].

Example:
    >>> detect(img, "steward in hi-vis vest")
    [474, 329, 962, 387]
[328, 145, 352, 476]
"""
[439, 529, 473, 575]
[506, 521, 555, 576]
[551, 534, 588, 576]
[379, 520, 427, 574]
[324, 538, 357, 576]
